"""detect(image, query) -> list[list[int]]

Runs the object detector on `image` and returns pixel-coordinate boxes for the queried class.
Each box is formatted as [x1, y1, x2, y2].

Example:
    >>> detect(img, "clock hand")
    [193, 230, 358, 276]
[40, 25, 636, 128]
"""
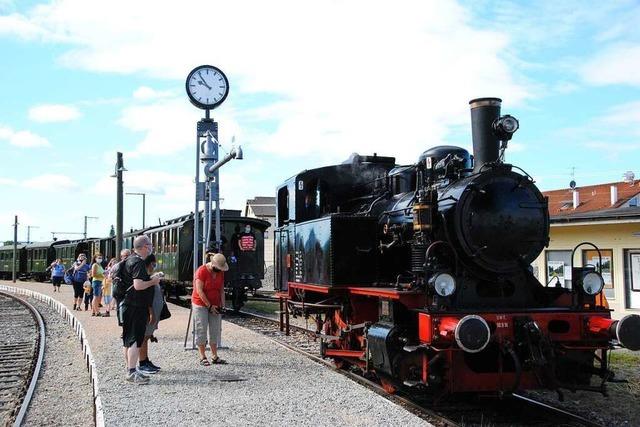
[198, 71, 212, 90]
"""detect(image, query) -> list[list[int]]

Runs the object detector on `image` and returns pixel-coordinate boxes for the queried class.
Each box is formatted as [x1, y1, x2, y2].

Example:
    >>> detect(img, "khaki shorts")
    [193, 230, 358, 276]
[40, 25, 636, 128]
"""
[193, 304, 221, 346]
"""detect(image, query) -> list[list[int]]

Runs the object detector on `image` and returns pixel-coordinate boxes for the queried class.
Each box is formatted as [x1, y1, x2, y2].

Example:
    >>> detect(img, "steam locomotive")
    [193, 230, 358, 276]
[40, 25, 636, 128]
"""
[275, 97, 640, 397]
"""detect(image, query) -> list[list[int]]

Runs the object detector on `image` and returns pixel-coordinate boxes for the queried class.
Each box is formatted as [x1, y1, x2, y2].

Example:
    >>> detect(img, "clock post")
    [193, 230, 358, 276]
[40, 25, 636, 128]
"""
[184, 65, 240, 350]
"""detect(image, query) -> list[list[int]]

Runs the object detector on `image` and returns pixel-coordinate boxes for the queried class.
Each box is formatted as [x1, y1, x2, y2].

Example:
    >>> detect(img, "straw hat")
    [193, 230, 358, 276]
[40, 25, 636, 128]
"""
[208, 253, 229, 271]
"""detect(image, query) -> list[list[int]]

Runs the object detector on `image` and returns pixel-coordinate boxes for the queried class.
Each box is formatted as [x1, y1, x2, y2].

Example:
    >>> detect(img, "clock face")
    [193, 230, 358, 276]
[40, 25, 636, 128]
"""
[185, 65, 229, 110]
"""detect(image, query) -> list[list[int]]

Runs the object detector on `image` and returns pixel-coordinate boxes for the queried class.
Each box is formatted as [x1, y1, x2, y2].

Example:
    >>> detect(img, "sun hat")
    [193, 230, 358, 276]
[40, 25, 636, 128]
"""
[208, 253, 229, 272]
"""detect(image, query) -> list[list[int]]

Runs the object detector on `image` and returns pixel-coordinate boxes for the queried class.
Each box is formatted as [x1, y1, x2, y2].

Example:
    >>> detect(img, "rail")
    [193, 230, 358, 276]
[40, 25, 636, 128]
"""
[0, 291, 46, 427]
[0, 285, 105, 427]
[230, 310, 605, 427]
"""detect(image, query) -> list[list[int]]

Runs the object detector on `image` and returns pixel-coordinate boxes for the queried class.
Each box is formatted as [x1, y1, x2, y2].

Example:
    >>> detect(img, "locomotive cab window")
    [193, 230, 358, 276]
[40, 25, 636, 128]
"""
[277, 187, 289, 227]
[300, 179, 329, 222]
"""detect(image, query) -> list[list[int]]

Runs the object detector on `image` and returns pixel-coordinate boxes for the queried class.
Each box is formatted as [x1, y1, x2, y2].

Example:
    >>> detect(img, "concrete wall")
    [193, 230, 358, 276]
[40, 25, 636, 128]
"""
[531, 221, 640, 319]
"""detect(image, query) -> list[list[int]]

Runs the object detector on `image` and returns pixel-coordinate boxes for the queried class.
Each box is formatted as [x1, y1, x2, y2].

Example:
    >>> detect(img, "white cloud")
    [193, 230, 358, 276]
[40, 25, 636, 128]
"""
[0, 0, 530, 164]
[23, 174, 78, 191]
[0, 12, 48, 39]
[132, 86, 174, 100]
[582, 44, 640, 86]
[28, 104, 82, 122]
[0, 177, 17, 185]
[0, 125, 51, 147]
[117, 97, 240, 157]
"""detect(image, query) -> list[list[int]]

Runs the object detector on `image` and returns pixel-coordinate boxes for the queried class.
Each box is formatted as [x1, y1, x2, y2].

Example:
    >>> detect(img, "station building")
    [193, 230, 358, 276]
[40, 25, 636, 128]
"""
[531, 177, 640, 318]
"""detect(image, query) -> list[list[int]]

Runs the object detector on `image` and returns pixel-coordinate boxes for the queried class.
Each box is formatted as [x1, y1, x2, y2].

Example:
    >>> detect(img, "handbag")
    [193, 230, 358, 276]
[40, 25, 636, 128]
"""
[159, 300, 171, 320]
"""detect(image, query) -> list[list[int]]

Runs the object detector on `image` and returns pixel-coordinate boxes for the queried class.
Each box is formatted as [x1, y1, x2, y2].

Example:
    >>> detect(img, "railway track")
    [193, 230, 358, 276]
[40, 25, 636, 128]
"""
[0, 291, 45, 427]
[226, 310, 603, 427]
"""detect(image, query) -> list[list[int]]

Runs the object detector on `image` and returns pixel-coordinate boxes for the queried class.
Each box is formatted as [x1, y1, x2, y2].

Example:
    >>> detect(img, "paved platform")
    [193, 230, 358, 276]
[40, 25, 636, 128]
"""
[2, 280, 428, 426]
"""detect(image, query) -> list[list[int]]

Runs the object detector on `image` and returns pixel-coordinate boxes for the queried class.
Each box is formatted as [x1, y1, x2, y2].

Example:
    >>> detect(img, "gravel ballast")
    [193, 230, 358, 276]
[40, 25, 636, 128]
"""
[3, 280, 428, 427]
[19, 296, 95, 427]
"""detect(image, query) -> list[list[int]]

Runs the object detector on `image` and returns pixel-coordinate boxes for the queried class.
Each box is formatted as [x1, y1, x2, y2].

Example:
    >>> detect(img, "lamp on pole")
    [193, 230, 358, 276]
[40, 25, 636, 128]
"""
[126, 192, 147, 229]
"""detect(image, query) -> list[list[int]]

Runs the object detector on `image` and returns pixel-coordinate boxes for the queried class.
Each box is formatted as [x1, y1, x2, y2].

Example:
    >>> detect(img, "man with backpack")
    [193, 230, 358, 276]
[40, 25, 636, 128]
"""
[71, 253, 91, 311]
[118, 236, 160, 385]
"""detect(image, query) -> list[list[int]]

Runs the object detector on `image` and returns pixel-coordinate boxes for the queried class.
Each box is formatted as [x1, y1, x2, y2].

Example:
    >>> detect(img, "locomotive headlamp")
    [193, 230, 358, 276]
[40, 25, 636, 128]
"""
[580, 271, 605, 295]
[430, 272, 457, 297]
[493, 114, 519, 140]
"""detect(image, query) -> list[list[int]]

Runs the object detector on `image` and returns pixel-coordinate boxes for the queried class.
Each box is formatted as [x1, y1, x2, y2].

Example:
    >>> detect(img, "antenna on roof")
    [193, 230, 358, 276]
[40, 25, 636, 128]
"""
[623, 171, 635, 184]
[569, 166, 577, 190]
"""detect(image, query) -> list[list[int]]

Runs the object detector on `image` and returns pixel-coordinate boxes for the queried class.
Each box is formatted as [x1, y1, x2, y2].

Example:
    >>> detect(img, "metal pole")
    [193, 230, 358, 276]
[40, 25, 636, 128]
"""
[26, 226, 40, 243]
[186, 118, 202, 351]
[126, 193, 147, 229]
[12, 215, 17, 283]
[193, 125, 201, 275]
[204, 181, 210, 257]
[116, 152, 124, 256]
[214, 174, 221, 251]
[84, 216, 98, 240]
[142, 193, 146, 229]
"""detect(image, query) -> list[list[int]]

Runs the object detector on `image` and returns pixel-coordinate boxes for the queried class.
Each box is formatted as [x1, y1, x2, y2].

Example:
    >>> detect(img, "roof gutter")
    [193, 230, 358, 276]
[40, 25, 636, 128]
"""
[551, 217, 640, 227]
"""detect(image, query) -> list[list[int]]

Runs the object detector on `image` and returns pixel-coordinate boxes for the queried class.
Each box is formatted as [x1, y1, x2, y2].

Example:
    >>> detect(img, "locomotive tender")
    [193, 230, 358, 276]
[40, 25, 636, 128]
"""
[275, 97, 640, 397]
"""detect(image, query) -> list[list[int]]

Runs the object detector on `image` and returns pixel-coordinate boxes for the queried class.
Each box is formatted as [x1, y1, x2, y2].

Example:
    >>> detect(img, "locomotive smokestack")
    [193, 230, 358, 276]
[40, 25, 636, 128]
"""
[469, 97, 502, 172]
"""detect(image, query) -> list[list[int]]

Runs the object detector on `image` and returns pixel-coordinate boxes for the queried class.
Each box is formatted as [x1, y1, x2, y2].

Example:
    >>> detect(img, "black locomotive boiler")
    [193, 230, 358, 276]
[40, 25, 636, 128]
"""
[275, 97, 640, 396]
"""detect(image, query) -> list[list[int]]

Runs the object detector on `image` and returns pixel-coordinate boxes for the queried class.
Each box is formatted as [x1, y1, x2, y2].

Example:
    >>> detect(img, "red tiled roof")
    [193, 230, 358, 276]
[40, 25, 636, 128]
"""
[543, 180, 640, 217]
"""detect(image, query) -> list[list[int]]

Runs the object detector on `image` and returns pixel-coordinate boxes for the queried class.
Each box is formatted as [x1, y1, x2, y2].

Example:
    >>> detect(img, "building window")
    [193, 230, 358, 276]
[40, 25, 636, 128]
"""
[583, 249, 614, 299]
[545, 250, 572, 289]
[624, 250, 640, 310]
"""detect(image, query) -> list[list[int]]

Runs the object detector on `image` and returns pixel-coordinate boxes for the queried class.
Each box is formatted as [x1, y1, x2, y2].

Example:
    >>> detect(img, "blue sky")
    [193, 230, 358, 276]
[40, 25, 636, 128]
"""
[0, 0, 639, 243]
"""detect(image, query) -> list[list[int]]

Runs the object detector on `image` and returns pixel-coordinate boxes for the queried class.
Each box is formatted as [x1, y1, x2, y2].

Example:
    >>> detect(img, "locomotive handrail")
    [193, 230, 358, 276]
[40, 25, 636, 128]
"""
[570, 242, 602, 275]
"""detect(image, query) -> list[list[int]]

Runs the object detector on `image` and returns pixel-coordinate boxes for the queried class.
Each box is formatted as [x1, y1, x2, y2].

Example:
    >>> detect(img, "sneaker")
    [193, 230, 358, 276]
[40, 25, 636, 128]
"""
[134, 368, 150, 378]
[145, 360, 161, 371]
[138, 364, 159, 375]
[126, 371, 150, 385]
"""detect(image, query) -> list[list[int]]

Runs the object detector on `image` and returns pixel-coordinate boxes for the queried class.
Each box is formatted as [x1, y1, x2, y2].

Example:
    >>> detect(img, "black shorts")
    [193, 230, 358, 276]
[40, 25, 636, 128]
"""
[121, 304, 149, 348]
[72, 281, 84, 298]
[52, 276, 63, 286]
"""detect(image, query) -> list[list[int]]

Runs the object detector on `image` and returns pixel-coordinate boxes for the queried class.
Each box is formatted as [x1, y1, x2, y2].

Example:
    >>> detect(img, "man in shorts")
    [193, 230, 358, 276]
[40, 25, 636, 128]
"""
[119, 235, 160, 384]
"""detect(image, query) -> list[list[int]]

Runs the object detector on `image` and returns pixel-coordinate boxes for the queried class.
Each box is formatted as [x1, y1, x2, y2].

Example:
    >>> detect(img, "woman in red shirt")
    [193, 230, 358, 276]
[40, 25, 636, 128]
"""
[192, 253, 229, 365]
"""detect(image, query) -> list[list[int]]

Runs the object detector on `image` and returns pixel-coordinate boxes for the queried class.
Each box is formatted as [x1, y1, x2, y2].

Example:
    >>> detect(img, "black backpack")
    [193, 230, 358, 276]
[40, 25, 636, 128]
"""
[111, 261, 132, 302]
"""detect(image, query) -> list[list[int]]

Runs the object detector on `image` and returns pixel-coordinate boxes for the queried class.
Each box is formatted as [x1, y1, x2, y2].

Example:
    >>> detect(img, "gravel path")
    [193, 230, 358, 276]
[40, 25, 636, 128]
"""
[3, 280, 429, 427]
[20, 296, 94, 427]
